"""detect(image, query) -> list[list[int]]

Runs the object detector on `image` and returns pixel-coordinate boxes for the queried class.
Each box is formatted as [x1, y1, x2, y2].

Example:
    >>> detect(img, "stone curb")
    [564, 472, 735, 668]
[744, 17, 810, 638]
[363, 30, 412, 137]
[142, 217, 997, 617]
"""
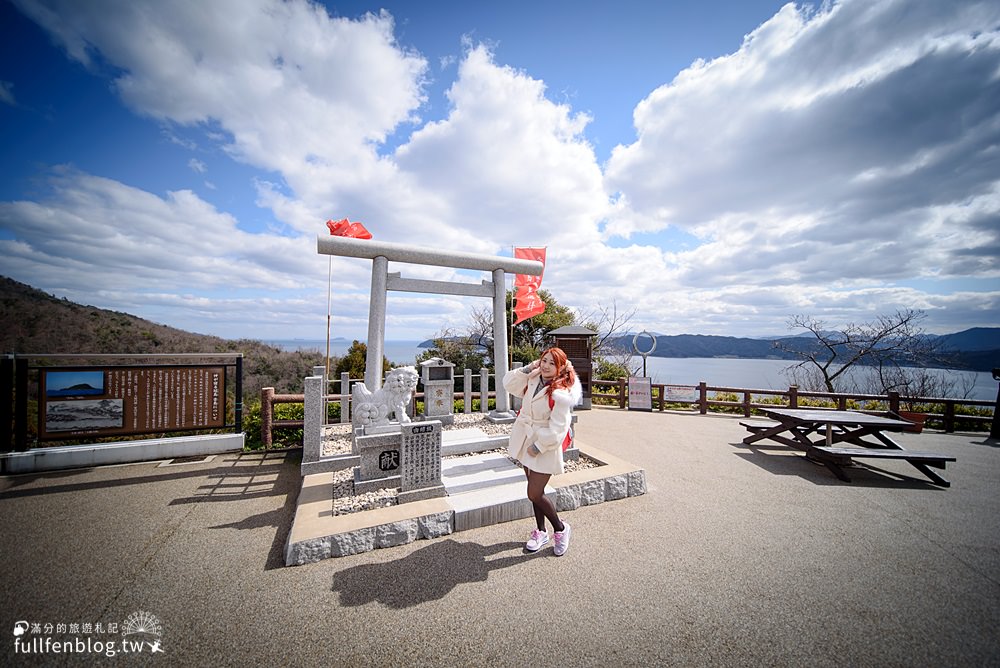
[284, 442, 646, 566]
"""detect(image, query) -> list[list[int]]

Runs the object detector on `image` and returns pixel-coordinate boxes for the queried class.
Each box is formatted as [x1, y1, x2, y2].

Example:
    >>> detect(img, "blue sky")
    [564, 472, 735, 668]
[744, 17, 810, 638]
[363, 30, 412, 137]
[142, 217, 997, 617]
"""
[1, 0, 998, 342]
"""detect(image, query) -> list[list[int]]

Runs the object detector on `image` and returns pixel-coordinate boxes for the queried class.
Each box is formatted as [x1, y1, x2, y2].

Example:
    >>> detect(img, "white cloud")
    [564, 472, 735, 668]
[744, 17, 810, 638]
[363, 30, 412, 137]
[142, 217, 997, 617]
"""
[599, 0, 1000, 332]
[0, 167, 373, 337]
[4, 0, 998, 340]
[0, 81, 15, 106]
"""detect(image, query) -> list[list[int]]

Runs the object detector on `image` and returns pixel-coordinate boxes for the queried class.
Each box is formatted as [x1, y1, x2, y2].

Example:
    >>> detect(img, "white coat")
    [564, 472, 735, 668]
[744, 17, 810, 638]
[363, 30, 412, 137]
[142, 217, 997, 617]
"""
[503, 367, 582, 475]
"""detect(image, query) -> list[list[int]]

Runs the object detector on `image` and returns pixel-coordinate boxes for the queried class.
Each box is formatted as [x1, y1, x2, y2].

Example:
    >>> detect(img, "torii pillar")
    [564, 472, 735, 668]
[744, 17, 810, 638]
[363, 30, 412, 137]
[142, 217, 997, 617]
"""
[317, 236, 543, 420]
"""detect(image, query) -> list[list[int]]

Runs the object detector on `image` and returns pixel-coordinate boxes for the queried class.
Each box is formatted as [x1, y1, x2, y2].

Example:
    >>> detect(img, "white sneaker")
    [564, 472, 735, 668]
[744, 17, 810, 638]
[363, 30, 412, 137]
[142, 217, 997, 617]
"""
[525, 528, 549, 552]
[553, 522, 572, 556]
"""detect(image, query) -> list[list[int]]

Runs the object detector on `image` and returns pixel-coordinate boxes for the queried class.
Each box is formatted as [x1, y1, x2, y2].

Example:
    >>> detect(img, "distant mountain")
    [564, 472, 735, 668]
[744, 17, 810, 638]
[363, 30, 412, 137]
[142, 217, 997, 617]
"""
[936, 328, 1000, 352]
[607, 330, 999, 372]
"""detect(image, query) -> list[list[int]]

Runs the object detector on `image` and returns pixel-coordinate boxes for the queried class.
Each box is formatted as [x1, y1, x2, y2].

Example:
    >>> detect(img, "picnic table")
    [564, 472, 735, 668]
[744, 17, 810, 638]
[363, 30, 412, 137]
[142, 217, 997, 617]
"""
[741, 407, 956, 487]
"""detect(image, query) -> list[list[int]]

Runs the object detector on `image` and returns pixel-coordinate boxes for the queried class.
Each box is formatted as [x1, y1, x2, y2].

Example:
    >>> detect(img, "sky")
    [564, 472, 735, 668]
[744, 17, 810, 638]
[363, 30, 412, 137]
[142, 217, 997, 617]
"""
[1, 0, 998, 344]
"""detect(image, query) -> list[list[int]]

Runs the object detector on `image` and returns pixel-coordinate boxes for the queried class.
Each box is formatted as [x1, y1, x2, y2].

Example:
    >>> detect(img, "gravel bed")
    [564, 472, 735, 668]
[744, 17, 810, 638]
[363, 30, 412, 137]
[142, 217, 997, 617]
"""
[322, 412, 512, 457]
[327, 414, 599, 515]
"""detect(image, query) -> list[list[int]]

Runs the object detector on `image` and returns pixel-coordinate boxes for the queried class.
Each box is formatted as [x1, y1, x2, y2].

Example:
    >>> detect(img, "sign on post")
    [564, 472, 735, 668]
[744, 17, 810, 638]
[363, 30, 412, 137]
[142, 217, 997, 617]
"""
[628, 376, 652, 412]
[664, 385, 698, 403]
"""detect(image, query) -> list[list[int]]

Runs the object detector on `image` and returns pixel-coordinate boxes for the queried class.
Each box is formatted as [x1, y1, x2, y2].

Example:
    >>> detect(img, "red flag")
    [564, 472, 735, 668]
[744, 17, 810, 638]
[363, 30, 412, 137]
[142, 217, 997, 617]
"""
[326, 218, 372, 239]
[514, 293, 546, 324]
[514, 247, 545, 290]
[513, 246, 546, 324]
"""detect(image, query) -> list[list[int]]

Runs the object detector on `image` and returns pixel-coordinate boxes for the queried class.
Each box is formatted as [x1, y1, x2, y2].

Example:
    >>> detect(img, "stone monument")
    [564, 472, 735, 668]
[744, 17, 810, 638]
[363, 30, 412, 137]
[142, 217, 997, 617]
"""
[419, 357, 456, 425]
[398, 421, 446, 502]
[351, 366, 418, 430]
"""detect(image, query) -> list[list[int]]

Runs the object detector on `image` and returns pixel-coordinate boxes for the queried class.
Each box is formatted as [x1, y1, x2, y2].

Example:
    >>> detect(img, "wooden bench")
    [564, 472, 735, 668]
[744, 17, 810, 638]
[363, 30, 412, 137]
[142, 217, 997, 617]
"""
[739, 420, 781, 432]
[807, 445, 956, 487]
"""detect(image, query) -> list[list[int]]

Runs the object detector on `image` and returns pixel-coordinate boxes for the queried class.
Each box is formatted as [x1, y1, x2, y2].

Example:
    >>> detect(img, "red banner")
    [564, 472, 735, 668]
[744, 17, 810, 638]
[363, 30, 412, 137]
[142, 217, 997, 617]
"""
[326, 218, 372, 239]
[514, 247, 545, 290]
[513, 247, 546, 324]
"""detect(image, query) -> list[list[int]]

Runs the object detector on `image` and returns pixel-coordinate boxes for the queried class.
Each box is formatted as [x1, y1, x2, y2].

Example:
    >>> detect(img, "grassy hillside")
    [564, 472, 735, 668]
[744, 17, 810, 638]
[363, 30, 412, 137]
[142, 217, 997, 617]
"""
[1, 276, 323, 399]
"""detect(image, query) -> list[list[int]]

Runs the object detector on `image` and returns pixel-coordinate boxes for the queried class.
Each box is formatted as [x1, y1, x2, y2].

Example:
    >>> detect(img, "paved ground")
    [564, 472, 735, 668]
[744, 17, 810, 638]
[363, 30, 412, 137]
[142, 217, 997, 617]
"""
[2, 408, 998, 667]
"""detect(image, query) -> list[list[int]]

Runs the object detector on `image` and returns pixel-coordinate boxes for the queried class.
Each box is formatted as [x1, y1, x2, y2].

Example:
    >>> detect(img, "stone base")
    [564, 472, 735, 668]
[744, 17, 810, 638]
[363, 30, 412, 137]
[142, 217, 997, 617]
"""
[419, 414, 455, 425]
[562, 446, 580, 462]
[486, 410, 517, 424]
[301, 455, 358, 476]
[285, 443, 647, 566]
[359, 423, 403, 437]
[398, 484, 448, 504]
[353, 468, 401, 494]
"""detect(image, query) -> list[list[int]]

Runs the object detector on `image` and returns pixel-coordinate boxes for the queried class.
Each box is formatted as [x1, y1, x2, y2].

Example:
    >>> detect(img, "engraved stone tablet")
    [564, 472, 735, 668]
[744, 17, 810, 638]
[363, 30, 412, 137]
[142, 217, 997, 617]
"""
[401, 421, 442, 491]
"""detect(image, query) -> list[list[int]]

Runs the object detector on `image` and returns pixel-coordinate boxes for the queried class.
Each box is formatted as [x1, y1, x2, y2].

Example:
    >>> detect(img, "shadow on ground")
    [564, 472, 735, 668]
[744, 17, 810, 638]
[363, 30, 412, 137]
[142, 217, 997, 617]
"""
[332, 539, 541, 609]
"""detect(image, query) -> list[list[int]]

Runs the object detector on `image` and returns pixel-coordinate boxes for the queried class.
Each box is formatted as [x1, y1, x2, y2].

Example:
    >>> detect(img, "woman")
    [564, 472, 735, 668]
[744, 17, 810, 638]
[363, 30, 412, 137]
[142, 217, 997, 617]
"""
[503, 347, 582, 556]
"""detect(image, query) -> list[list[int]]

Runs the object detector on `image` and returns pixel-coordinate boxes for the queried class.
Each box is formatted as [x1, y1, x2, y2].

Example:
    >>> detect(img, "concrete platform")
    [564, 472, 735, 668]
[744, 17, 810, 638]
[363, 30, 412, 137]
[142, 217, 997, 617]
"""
[284, 441, 647, 565]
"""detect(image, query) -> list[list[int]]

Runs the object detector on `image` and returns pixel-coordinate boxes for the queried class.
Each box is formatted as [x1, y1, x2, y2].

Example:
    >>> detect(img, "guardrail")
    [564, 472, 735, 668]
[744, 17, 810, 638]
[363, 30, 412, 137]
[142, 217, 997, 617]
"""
[592, 378, 996, 433]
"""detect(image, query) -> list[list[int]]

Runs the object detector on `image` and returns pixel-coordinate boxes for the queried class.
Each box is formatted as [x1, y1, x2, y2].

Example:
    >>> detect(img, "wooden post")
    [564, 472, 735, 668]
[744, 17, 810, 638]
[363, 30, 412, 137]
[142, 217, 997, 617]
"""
[888, 391, 900, 415]
[618, 378, 627, 409]
[944, 400, 955, 433]
[789, 385, 798, 409]
[743, 391, 751, 417]
[699, 382, 707, 415]
[261, 387, 274, 448]
[1, 356, 11, 454]
[15, 358, 27, 451]
[991, 372, 1000, 440]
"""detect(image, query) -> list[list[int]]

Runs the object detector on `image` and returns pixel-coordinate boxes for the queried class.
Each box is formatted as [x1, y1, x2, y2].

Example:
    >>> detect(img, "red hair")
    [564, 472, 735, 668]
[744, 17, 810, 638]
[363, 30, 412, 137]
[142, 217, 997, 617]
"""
[541, 347, 576, 398]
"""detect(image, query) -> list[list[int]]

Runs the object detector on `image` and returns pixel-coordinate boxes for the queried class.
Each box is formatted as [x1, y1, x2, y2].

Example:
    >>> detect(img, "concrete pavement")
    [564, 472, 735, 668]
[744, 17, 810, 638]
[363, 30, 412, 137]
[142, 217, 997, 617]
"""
[2, 408, 998, 666]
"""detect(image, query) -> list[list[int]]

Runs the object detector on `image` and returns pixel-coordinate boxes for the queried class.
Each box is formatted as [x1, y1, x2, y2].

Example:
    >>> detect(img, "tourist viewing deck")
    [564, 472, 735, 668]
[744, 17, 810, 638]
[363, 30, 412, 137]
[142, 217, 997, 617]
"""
[2, 407, 997, 665]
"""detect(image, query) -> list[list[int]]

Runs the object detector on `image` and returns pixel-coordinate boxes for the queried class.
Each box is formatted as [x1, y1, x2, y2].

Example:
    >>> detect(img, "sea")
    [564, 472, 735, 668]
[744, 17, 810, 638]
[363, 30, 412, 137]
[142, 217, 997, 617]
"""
[267, 339, 998, 402]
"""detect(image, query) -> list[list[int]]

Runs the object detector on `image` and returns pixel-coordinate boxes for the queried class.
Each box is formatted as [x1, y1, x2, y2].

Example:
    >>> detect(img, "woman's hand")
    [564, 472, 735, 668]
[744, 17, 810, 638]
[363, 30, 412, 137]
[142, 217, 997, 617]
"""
[528, 443, 541, 457]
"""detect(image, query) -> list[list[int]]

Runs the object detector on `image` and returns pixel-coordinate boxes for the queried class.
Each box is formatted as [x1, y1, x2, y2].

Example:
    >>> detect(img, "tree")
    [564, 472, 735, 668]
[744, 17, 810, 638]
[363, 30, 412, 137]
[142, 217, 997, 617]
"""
[415, 329, 487, 371]
[577, 299, 640, 380]
[775, 309, 951, 394]
[332, 340, 391, 381]
[461, 289, 576, 367]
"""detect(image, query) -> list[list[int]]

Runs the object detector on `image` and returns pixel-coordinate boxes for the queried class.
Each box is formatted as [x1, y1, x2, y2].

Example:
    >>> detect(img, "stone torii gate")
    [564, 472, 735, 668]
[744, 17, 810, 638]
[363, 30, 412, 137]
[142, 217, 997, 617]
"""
[317, 236, 543, 419]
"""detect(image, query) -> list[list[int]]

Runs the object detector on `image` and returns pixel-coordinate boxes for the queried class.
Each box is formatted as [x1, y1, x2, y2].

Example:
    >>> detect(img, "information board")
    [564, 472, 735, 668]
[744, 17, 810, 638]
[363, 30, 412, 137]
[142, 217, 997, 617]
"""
[39, 365, 225, 440]
[628, 376, 653, 412]
[664, 385, 698, 403]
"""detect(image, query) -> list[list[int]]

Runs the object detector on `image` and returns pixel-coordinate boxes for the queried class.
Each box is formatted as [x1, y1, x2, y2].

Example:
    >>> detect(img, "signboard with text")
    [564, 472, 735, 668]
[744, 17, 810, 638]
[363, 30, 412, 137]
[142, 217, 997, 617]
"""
[664, 385, 698, 403]
[39, 365, 225, 440]
[628, 376, 653, 412]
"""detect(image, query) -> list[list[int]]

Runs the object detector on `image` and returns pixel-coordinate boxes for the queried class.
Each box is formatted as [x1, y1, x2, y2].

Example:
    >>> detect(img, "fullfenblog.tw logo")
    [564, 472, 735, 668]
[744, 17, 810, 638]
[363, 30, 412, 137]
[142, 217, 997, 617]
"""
[12, 611, 166, 657]
[121, 611, 165, 654]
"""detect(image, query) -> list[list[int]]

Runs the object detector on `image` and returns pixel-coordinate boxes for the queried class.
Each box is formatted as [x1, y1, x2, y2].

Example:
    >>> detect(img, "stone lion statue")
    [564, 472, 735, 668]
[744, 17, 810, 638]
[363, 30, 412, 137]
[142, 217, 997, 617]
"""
[351, 366, 419, 428]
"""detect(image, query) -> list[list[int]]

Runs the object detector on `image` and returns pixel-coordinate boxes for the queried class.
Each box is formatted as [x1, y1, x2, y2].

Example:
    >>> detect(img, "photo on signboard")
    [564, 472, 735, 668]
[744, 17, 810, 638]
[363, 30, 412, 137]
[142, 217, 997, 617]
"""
[45, 399, 124, 432]
[45, 370, 105, 398]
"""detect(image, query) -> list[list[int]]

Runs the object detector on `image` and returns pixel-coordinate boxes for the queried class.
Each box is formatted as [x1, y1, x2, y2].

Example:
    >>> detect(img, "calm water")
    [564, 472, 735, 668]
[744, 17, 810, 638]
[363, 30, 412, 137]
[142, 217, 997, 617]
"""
[267, 340, 997, 402]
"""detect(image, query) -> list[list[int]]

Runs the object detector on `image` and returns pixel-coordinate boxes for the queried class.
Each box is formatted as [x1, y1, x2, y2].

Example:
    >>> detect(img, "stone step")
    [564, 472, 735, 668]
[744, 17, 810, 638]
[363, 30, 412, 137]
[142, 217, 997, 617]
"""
[442, 451, 524, 494]
[441, 452, 554, 532]
[441, 427, 509, 456]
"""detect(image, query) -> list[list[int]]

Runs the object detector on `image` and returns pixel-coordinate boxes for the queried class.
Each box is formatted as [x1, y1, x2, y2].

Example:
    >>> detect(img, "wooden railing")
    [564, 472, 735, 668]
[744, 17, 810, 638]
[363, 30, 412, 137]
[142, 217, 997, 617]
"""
[592, 379, 996, 433]
[263, 373, 997, 447]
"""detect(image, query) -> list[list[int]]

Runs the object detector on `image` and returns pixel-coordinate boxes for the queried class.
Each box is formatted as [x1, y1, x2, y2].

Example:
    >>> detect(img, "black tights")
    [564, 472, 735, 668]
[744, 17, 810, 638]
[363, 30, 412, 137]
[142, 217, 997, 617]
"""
[524, 467, 564, 533]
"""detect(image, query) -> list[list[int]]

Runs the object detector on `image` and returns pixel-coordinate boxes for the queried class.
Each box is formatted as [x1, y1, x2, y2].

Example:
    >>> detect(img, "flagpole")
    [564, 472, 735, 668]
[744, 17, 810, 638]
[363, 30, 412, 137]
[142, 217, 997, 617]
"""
[325, 255, 333, 381]
[509, 246, 515, 368]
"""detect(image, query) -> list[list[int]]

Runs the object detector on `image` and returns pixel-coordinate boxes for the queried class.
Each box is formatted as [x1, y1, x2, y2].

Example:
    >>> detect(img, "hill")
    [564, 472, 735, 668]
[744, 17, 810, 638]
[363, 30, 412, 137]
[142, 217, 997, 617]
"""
[607, 330, 999, 372]
[0, 276, 323, 399]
